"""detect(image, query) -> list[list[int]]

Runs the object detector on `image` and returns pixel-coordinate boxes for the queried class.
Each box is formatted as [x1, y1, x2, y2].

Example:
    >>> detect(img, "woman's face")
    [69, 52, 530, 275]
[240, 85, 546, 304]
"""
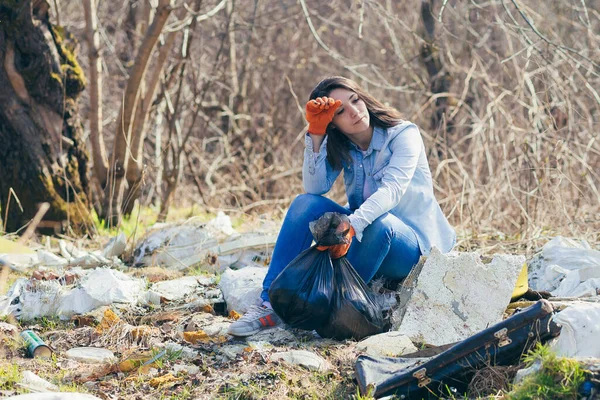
[329, 88, 371, 137]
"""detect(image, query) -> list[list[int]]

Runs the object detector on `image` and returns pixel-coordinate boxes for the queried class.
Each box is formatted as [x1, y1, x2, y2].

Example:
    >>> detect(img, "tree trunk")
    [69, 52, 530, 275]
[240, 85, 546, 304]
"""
[122, 30, 177, 217]
[102, 0, 173, 227]
[0, 0, 92, 235]
[83, 0, 108, 197]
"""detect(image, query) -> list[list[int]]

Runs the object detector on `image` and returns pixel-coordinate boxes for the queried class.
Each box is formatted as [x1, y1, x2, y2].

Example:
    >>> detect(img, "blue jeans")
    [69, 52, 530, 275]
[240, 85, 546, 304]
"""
[261, 194, 422, 302]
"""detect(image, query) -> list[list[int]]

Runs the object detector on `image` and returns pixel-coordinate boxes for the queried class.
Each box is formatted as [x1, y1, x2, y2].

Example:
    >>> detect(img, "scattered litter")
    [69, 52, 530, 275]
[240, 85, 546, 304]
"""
[17, 370, 59, 393]
[355, 332, 417, 357]
[271, 350, 329, 372]
[20, 329, 52, 358]
[149, 275, 214, 302]
[102, 233, 127, 258]
[132, 213, 276, 271]
[393, 248, 524, 346]
[528, 236, 600, 297]
[65, 347, 117, 364]
[183, 330, 210, 344]
[164, 342, 199, 360]
[172, 363, 200, 375]
[4, 394, 101, 400]
[550, 302, 600, 358]
[219, 344, 248, 360]
[148, 373, 182, 388]
[358, 300, 560, 398]
[514, 358, 543, 384]
[219, 266, 266, 314]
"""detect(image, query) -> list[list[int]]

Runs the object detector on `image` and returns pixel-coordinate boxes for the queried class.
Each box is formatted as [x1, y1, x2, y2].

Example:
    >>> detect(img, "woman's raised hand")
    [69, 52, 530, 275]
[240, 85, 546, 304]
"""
[305, 97, 342, 135]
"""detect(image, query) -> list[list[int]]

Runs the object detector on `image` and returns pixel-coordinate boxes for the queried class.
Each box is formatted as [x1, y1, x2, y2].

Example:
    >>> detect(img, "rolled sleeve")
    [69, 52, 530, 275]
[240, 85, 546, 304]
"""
[302, 134, 340, 194]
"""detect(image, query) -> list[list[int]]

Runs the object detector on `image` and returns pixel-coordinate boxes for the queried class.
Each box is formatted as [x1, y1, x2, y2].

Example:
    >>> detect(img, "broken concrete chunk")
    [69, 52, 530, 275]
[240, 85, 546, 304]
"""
[394, 248, 524, 346]
[356, 332, 417, 357]
[271, 350, 328, 371]
[219, 266, 267, 313]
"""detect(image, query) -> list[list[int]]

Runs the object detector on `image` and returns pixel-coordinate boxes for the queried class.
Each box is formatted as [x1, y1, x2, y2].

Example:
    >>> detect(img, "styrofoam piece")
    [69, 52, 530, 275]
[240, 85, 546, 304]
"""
[394, 248, 524, 346]
[17, 370, 59, 392]
[4, 393, 101, 399]
[218, 266, 267, 313]
[65, 347, 117, 364]
[550, 302, 600, 358]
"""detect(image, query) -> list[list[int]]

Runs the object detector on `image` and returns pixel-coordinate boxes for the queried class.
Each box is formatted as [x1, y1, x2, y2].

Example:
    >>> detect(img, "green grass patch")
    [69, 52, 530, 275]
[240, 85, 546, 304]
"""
[507, 344, 586, 400]
[0, 363, 21, 391]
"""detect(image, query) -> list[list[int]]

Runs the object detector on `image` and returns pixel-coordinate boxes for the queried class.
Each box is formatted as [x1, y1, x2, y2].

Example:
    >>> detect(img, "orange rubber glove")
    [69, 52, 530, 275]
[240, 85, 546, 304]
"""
[305, 97, 342, 135]
[317, 225, 356, 259]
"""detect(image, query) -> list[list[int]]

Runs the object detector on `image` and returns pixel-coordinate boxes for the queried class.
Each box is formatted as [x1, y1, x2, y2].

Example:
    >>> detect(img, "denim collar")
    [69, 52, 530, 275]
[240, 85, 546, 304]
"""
[349, 125, 386, 156]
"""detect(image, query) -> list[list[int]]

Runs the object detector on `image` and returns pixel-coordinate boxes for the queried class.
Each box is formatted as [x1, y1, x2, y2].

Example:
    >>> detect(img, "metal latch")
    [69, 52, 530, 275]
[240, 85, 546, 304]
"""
[494, 328, 512, 347]
[413, 368, 432, 387]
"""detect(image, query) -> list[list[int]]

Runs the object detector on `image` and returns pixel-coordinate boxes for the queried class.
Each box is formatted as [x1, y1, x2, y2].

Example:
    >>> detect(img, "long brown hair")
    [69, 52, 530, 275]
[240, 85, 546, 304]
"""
[309, 77, 404, 170]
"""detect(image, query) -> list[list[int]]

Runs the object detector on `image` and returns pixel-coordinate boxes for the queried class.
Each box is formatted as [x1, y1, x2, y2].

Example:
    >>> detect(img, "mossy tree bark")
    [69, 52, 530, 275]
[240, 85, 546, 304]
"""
[0, 0, 92, 235]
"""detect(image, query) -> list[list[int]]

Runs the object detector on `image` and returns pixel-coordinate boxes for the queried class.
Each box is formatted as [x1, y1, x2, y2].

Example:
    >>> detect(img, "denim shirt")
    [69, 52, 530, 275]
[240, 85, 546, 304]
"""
[303, 121, 456, 255]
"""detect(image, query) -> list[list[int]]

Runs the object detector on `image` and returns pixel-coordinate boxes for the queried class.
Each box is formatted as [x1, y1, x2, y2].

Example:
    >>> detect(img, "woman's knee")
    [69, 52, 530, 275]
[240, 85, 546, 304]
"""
[362, 213, 397, 243]
[287, 194, 332, 221]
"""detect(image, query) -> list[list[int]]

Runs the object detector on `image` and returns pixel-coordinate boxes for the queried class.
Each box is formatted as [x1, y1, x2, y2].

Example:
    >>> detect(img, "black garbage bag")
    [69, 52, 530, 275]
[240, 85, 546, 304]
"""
[269, 212, 387, 339]
[316, 257, 388, 340]
[268, 212, 349, 330]
[268, 246, 334, 330]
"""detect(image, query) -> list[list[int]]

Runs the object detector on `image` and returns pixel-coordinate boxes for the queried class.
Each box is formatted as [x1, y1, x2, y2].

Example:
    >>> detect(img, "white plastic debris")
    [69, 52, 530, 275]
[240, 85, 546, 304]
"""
[102, 233, 127, 258]
[80, 268, 145, 305]
[204, 211, 236, 238]
[4, 268, 147, 320]
[270, 350, 328, 371]
[149, 276, 214, 302]
[132, 213, 276, 271]
[132, 220, 218, 268]
[4, 394, 102, 400]
[514, 358, 543, 384]
[65, 347, 117, 364]
[36, 250, 68, 267]
[550, 302, 600, 358]
[394, 248, 524, 346]
[17, 370, 59, 392]
[219, 266, 267, 313]
[528, 236, 600, 297]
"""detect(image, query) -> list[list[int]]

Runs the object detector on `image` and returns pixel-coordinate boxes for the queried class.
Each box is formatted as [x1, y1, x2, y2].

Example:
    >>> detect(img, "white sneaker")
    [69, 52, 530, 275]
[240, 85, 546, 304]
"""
[227, 305, 282, 337]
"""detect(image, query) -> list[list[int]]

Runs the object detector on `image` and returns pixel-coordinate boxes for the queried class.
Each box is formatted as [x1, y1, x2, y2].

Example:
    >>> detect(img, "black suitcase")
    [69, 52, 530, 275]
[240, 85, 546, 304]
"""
[355, 299, 561, 399]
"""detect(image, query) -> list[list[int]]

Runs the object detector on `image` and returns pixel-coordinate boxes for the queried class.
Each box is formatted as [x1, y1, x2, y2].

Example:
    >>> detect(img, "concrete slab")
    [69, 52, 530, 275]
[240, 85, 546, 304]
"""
[394, 248, 524, 346]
